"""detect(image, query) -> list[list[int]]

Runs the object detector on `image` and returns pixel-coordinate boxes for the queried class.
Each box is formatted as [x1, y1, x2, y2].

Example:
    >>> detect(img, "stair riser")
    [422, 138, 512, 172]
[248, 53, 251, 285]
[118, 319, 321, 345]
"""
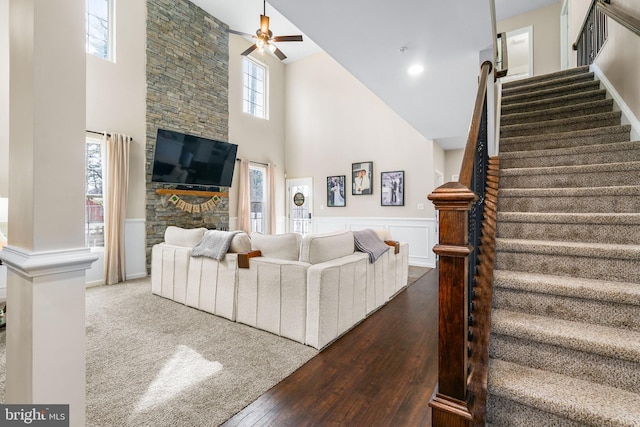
[502, 91, 606, 115]
[498, 195, 640, 214]
[501, 102, 613, 126]
[490, 334, 640, 394]
[493, 287, 640, 332]
[487, 395, 585, 427]
[496, 222, 639, 245]
[502, 82, 601, 105]
[501, 146, 640, 168]
[499, 168, 639, 189]
[494, 252, 640, 283]
[500, 128, 631, 153]
[502, 74, 595, 97]
[501, 116, 621, 138]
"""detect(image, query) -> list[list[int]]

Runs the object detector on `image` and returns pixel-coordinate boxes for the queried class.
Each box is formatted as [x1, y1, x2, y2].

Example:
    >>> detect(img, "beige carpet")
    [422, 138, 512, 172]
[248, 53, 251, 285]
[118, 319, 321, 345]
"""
[0, 266, 432, 426]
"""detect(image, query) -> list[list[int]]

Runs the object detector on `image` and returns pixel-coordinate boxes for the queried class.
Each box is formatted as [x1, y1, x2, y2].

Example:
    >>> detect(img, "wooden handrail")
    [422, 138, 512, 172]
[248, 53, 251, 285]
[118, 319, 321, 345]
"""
[459, 61, 493, 188]
[598, 0, 640, 37]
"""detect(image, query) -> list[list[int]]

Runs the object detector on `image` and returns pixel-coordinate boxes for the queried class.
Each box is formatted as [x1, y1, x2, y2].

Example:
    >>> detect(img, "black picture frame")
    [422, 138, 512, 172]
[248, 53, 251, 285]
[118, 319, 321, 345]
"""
[327, 175, 346, 207]
[352, 161, 373, 195]
[381, 170, 404, 206]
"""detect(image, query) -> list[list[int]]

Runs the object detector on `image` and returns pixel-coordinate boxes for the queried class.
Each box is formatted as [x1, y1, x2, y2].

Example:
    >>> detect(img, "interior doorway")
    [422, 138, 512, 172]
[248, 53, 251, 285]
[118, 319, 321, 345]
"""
[502, 26, 534, 82]
[286, 177, 312, 236]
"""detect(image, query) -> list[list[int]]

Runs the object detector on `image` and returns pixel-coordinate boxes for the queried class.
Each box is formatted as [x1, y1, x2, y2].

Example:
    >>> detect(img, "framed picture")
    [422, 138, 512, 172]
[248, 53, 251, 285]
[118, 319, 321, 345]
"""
[381, 171, 404, 206]
[327, 175, 346, 207]
[352, 161, 373, 195]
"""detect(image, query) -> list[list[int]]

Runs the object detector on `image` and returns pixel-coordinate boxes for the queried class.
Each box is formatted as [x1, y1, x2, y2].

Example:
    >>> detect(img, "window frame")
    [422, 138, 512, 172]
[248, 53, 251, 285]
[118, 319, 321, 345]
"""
[242, 57, 269, 120]
[85, 135, 105, 248]
[86, 0, 115, 62]
[249, 163, 268, 233]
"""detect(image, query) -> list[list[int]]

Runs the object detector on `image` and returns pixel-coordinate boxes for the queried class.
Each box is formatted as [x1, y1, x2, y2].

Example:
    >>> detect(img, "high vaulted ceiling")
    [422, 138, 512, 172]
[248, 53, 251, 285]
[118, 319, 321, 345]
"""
[191, 0, 561, 145]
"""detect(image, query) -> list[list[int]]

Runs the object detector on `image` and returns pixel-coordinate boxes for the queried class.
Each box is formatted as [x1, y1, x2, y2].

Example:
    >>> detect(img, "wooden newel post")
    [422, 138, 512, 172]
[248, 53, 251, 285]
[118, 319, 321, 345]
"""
[428, 182, 477, 427]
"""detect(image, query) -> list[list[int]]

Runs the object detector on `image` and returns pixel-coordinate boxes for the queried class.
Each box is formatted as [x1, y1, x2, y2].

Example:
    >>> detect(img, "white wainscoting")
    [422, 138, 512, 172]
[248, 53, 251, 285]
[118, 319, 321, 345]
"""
[313, 217, 437, 268]
[85, 218, 147, 286]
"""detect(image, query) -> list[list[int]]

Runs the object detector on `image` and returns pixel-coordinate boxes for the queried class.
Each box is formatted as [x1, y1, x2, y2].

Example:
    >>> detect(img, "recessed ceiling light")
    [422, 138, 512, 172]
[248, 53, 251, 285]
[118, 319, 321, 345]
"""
[408, 64, 424, 75]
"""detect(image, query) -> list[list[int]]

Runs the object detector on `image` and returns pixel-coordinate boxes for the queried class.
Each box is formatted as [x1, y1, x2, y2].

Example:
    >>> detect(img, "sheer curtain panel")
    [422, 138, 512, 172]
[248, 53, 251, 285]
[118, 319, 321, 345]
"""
[103, 132, 131, 285]
[267, 163, 276, 233]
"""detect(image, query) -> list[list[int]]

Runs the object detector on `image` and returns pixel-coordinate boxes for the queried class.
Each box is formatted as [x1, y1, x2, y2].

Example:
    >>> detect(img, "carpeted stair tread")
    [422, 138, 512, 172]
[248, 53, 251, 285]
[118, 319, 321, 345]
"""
[499, 161, 640, 188]
[488, 359, 640, 426]
[501, 80, 602, 105]
[501, 88, 607, 115]
[501, 66, 590, 90]
[500, 141, 640, 168]
[501, 98, 613, 126]
[493, 270, 640, 306]
[495, 238, 640, 260]
[496, 212, 640, 244]
[491, 310, 640, 364]
[500, 125, 632, 152]
[500, 111, 621, 138]
[501, 72, 595, 97]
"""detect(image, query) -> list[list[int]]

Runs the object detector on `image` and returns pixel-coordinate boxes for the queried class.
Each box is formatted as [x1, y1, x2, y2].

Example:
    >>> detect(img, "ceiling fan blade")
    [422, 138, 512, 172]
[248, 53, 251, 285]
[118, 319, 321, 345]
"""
[227, 29, 254, 37]
[260, 15, 270, 35]
[241, 44, 258, 56]
[272, 46, 287, 61]
[273, 35, 303, 42]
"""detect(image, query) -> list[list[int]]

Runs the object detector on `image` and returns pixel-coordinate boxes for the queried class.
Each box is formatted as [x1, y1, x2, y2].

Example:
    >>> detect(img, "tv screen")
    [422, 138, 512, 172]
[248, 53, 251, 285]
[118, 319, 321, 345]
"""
[151, 129, 238, 188]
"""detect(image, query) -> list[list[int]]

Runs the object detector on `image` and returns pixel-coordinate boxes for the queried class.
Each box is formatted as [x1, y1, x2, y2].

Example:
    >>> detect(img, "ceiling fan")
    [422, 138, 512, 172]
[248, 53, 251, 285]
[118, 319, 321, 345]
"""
[227, 0, 303, 61]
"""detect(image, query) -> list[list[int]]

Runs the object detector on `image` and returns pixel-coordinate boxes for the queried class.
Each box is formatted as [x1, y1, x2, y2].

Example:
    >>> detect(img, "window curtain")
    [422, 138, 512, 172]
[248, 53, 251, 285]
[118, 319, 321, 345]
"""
[237, 158, 251, 233]
[103, 132, 131, 285]
[267, 163, 276, 234]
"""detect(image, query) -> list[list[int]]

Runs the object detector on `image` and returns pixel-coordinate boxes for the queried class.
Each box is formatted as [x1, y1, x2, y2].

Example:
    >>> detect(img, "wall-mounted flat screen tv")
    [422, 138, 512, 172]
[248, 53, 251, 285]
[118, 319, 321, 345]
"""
[151, 128, 238, 188]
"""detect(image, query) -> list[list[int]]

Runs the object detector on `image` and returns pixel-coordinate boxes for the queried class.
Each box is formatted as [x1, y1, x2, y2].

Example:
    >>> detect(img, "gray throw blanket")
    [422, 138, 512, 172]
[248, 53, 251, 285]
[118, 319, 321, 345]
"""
[353, 229, 390, 263]
[191, 230, 241, 261]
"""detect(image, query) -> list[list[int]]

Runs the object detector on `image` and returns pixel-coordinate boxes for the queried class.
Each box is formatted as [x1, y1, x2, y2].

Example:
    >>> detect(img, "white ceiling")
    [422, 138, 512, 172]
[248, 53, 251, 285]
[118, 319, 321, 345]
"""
[191, 0, 561, 147]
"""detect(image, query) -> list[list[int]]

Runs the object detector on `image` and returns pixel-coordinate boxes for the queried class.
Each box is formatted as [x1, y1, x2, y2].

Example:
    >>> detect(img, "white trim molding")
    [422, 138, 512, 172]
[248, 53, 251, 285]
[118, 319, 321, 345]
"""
[591, 63, 640, 141]
[313, 216, 437, 268]
[0, 245, 99, 279]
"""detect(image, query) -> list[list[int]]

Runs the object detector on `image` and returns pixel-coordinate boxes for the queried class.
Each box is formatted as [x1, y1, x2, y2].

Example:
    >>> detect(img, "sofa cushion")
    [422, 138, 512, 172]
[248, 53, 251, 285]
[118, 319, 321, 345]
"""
[300, 231, 355, 265]
[164, 226, 207, 248]
[229, 232, 251, 253]
[251, 232, 301, 261]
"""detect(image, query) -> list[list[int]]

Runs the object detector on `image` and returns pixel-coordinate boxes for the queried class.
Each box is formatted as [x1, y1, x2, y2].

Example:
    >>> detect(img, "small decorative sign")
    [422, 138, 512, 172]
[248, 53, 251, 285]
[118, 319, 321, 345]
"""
[167, 194, 222, 214]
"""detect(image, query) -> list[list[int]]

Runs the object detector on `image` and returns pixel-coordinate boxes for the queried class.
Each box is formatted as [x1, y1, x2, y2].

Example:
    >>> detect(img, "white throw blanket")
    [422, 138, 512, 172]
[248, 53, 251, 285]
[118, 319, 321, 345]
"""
[192, 230, 241, 261]
[353, 229, 390, 263]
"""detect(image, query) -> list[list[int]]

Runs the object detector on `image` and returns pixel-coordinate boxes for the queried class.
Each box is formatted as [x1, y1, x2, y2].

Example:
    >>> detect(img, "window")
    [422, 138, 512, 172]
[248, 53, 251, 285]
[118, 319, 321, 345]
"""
[249, 164, 267, 233]
[86, 0, 114, 61]
[242, 58, 268, 119]
[86, 137, 104, 247]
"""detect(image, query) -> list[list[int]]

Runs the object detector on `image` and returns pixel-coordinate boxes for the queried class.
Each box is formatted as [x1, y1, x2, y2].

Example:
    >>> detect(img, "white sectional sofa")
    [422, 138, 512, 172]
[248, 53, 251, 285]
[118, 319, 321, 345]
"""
[150, 227, 409, 349]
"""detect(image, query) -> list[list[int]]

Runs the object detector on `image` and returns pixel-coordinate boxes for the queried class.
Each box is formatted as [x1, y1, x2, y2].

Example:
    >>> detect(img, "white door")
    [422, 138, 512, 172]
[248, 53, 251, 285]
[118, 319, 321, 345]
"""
[502, 26, 534, 83]
[286, 177, 312, 236]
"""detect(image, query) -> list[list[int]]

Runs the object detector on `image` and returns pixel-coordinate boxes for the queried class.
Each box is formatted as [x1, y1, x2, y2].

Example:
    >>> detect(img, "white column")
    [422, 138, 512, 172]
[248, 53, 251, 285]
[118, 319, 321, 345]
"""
[2, 1, 95, 426]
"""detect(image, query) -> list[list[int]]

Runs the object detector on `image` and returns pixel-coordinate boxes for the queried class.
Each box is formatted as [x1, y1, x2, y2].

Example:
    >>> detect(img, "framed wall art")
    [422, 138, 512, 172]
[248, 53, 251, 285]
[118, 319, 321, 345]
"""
[352, 161, 373, 195]
[381, 170, 404, 206]
[327, 175, 346, 207]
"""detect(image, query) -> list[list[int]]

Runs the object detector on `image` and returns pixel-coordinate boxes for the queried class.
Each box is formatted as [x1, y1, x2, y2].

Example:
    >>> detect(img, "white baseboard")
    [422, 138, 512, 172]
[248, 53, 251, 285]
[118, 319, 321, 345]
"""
[591, 64, 640, 141]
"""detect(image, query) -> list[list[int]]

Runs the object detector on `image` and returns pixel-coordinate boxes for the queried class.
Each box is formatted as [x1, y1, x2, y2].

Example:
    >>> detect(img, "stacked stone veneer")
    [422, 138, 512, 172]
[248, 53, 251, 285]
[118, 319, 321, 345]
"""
[146, 0, 229, 270]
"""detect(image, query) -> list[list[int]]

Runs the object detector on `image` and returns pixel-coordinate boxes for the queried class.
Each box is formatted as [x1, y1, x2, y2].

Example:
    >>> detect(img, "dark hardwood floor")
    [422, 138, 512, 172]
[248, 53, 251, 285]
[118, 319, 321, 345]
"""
[223, 268, 439, 427]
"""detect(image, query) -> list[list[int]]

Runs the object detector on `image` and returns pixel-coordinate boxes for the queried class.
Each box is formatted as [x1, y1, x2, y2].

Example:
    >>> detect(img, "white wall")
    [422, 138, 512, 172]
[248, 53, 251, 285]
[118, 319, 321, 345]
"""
[285, 52, 437, 220]
[498, 2, 563, 76]
[0, 0, 8, 199]
[445, 149, 465, 182]
[228, 35, 287, 231]
[85, 0, 147, 282]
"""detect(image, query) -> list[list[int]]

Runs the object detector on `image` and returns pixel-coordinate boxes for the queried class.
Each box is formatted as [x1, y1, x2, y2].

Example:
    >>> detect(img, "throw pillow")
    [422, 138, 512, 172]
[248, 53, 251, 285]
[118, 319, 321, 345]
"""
[251, 232, 301, 261]
[229, 232, 251, 253]
[164, 226, 207, 247]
